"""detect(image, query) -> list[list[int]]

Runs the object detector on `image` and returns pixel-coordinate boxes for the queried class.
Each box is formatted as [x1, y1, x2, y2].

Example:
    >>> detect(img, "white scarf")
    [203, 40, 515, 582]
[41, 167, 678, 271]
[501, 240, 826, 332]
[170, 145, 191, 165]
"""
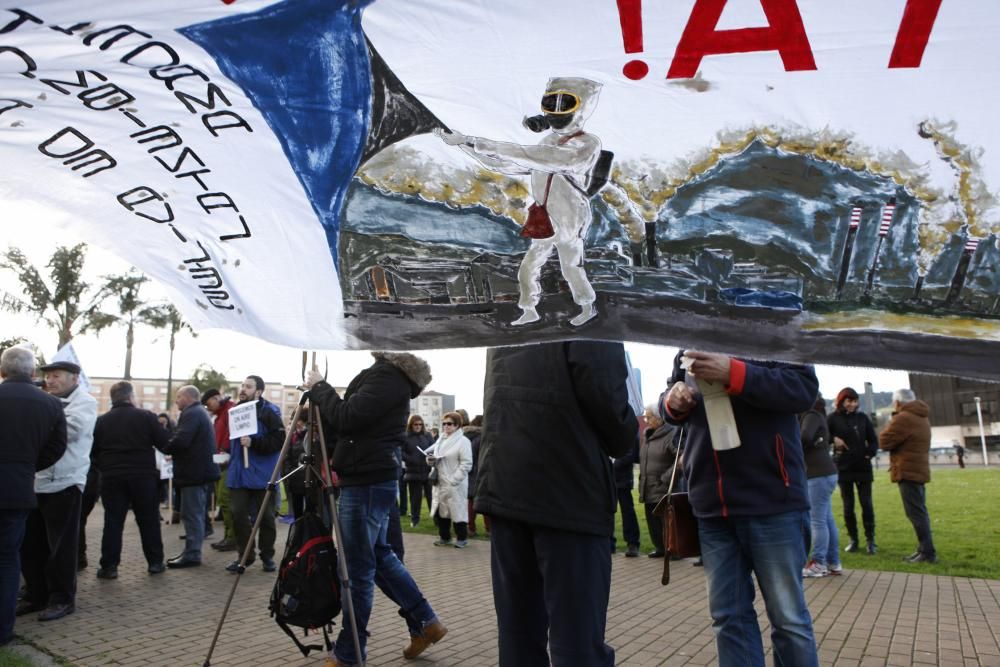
[428, 428, 465, 461]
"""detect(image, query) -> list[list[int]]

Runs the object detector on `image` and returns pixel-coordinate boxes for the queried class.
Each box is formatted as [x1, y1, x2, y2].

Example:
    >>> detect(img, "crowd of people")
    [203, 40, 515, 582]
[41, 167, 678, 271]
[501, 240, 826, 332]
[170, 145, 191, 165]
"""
[0, 342, 943, 666]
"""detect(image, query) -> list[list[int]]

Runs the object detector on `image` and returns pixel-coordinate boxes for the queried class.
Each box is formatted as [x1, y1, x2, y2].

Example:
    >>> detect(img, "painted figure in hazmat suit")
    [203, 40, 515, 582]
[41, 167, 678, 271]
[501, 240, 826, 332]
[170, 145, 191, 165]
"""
[436, 77, 603, 327]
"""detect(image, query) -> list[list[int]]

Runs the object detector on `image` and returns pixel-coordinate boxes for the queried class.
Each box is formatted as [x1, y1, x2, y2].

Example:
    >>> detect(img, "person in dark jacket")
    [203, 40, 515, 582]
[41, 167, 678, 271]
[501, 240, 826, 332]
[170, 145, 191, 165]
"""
[465, 415, 489, 537]
[283, 417, 310, 519]
[0, 347, 67, 646]
[402, 415, 433, 527]
[637, 406, 679, 558]
[828, 387, 879, 554]
[661, 350, 819, 667]
[162, 385, 220, 568]
[224, 375, 285, 573]
[612, 442, 641, 557]
[305, 352, 446, 666]
[475, 341, 639, 667]
[92, 381, 170, 579]
[800, 396, 842, 577]
[879, 389, 936, 563]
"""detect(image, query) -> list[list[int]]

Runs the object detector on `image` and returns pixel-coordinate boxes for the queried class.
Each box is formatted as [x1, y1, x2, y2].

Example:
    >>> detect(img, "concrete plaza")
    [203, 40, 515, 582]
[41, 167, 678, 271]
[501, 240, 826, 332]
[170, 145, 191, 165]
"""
[11, 507, 1000, 666]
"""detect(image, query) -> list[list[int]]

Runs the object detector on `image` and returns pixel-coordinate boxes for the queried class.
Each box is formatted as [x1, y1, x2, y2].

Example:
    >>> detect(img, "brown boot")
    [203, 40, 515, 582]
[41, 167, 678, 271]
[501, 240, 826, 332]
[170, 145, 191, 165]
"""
[402, 620, 447, 659]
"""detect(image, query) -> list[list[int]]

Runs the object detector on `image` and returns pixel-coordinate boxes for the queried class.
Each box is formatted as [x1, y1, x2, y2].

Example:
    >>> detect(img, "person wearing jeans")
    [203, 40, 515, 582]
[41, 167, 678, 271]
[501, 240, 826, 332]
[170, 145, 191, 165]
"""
[662, 351, 819, 667]
[306, 352, 446, 667]
[163, 386, 220, 568]
[800, 397, 841, 577]
[336, 482, 441, 663]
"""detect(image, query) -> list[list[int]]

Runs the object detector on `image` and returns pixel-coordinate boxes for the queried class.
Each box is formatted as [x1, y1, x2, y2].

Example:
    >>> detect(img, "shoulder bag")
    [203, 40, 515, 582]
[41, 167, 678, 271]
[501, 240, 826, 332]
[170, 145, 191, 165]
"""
[652, 427, 700, 585]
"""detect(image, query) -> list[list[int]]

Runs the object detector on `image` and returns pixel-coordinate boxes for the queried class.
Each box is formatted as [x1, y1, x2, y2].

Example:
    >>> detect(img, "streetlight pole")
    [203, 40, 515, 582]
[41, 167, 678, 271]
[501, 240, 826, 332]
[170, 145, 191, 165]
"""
[974, 396, 989, 467]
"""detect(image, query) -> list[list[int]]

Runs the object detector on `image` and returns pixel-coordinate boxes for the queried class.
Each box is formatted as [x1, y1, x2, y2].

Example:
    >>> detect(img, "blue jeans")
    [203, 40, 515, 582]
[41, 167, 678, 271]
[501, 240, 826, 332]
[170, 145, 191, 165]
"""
[334, 480, 437, 665]
[699, 511, 818, 667]
[0, 510, 28, 644]
[807, 474, 840, 567]
[179, 485, 207, 562]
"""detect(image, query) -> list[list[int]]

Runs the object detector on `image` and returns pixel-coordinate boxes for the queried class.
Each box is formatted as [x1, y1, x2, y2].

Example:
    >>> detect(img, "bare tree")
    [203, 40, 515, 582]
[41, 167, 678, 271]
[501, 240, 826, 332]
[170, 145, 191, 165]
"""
[0, 244, 115, 349]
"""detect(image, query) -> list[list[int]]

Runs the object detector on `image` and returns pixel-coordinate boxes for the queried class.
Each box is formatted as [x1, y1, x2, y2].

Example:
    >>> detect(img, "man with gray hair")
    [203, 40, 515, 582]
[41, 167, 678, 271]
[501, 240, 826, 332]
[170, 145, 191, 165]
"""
[879, 388, 937, 563]
[20, 359, 96, 622]
[162, 385, 220, 568]
[0, 347, 66, 645]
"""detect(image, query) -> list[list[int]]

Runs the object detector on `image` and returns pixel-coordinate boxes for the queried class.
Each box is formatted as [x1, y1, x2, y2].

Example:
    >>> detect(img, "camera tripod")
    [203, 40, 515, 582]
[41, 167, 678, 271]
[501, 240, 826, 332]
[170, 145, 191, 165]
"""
[203, 391, 363, 666]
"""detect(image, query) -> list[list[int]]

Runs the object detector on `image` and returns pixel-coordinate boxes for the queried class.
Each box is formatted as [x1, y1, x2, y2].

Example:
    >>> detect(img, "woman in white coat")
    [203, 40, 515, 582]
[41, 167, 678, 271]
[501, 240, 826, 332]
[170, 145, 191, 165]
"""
[428, 412, 473, 548]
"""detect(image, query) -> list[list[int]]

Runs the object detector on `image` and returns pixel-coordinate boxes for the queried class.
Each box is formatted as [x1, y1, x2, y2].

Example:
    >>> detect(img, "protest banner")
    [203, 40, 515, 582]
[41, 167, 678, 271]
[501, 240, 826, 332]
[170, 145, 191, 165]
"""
[2, 1, 998, 377]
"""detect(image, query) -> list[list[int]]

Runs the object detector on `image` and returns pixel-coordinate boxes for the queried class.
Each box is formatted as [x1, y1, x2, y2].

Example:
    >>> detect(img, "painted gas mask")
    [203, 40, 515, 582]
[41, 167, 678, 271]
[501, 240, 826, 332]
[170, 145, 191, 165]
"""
[522, 77, 602, 134]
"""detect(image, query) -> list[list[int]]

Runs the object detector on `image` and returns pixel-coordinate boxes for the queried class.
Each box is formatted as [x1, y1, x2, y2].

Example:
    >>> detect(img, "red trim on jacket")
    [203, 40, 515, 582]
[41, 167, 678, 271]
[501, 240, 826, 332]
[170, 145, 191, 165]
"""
[775, 434, 790, 487]
[726, 359, 746, 395]
[712, 449, 728, 517]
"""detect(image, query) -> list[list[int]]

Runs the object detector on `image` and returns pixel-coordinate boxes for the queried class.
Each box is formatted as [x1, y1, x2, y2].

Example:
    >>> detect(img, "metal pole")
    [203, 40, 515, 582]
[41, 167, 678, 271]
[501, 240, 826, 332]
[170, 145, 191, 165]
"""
[974, 396, 989, 467]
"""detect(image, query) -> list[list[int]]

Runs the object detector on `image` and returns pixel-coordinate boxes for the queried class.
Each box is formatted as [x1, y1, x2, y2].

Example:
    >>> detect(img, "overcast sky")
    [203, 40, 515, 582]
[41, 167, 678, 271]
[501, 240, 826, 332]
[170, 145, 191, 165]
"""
[2, 227, 909, 415]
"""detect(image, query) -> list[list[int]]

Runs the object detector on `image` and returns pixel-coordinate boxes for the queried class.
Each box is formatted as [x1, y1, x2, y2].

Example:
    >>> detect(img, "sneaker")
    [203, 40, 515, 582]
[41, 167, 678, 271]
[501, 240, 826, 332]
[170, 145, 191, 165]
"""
[866, 542, 878, 555]
[844, 540, 858, 553]
[907, 552, 938, 564]
[625, 544, 640, 558]
[433, 539, 453, 547]
[454, 540, 468, 549]
[828, 563, 844, 575]
[802, 560, 829, 578]
[262, 559, 277, 572]
[402, 620, 448, 659]
[95, 567, 118, 580]
[410, 520, 419, 528]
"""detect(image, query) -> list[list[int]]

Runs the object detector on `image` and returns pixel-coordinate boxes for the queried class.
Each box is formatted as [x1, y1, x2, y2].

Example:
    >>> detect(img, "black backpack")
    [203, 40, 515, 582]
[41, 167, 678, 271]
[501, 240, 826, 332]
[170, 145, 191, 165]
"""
[268, 510, 341, 656]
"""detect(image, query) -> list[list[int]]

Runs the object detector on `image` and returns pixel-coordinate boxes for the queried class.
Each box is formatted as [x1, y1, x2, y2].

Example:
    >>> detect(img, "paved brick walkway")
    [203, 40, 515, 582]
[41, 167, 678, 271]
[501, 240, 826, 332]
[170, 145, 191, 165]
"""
[13, 507, 1000, 666]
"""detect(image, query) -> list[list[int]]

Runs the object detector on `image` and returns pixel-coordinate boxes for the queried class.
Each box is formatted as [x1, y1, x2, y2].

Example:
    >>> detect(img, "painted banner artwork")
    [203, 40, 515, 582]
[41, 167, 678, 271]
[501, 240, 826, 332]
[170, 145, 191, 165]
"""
[2, 1, 999, 377]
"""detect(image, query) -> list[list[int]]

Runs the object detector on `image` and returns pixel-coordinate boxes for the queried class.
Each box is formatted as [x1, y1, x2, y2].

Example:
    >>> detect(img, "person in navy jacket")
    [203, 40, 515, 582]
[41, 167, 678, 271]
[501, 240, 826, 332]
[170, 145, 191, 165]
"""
[0, 347, 66, 644]
[224, 375, 285, 573]
[661, 350, 819, 667]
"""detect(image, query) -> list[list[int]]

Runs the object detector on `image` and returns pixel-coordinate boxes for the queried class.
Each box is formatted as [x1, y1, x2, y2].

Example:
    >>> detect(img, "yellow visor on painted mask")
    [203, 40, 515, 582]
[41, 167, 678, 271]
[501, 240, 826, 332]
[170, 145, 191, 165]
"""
[540, 91, 580, 115]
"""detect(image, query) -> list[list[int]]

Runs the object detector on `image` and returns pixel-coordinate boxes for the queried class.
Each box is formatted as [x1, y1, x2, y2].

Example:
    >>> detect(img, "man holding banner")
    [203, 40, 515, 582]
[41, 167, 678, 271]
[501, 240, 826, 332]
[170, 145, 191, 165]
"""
[225, 376, 285, 573]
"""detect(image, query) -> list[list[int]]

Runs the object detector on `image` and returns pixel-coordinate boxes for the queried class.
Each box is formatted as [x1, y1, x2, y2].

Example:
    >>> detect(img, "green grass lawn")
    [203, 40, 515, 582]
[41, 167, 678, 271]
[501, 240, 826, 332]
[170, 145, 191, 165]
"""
[404, 467, 1000, 580]
[0, 648, 37, 667]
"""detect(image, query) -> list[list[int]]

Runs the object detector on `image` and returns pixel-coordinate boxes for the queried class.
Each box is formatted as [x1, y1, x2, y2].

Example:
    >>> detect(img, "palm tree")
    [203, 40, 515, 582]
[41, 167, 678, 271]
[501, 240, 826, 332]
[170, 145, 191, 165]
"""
[145, 304, 196, 409]
[102, 271, 170, 380]
[0, 244, 116, 348]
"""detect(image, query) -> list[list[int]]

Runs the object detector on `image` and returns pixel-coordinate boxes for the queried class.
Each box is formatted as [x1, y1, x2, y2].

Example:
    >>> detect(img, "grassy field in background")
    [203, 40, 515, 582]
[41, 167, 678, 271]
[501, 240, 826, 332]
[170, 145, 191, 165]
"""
[403, 467, 1000, 580]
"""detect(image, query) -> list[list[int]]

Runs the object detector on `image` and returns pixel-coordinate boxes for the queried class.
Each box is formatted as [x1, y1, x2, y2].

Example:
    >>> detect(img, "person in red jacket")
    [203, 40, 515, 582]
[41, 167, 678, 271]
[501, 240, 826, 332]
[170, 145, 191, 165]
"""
[202, 389, 236, 552]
